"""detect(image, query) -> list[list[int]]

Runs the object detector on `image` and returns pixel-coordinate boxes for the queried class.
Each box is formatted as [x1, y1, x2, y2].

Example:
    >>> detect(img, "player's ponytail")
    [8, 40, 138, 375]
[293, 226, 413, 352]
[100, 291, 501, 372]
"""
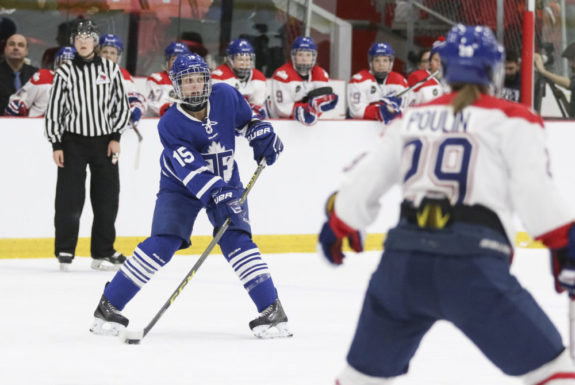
[450, 84, 487, 115]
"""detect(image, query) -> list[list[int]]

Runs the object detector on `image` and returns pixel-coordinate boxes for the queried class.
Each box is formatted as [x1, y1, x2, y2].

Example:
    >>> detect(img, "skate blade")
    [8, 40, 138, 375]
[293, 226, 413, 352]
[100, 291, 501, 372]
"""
[91, 259, 121, 272]
[252, 322, 293, 339]
[59, 263, 70, 272]
[89, 317, 125, 336]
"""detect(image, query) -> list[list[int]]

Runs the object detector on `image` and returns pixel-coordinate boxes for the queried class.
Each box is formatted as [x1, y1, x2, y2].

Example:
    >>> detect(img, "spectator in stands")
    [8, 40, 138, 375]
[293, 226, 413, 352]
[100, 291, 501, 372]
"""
[98, 34, 146, 126]
[535, 41, 575, 116]
[347, 42, 407, 123]
[407, 48, 430, 74]
[268, 36, 338, 126]
[406, 39, 444, 106]
[212, 38, 267, 119]
[41, 21, 73, 69]
[502, 48, 521, 102]
[0, 34, 38, 115]
[5, 46, 75, 117]
[146, 41, 191, 117]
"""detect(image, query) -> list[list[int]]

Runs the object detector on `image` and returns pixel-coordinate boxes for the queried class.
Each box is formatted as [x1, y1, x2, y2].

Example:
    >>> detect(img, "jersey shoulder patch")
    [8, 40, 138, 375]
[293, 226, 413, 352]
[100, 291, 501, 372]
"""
[31, 69, 54, 85]
[273, 63, 302, 82]
[349, 70, 374, 84]
[147, 71, 171, 85]
[311, 66, 329, 81]
[212, 64, 235, 80]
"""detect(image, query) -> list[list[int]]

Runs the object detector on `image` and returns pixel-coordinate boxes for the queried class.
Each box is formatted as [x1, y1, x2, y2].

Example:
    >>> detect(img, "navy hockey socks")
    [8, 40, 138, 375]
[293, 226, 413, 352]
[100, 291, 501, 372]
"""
[220, 231, 278, 312]
[105, 235, 182, 310]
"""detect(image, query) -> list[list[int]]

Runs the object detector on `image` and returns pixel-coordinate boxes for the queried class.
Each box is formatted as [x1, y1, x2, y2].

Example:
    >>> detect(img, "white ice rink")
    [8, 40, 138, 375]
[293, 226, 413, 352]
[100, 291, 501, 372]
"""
[0, 248, 569, 385]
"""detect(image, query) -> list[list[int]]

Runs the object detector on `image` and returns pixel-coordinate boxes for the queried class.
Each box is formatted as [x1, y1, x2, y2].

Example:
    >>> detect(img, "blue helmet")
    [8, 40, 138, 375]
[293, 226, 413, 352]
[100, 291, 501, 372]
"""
[439, 24, 504, 91]
[99, 34, 124, 54]
[291, 36, 317, 75]
[368, 42, 395, 79]
[54, 46, 76, 68]
[168, 53, 211, 110]
[226, 38, 255, 78]
[368, 42, 394, 61]
[164, 41, 191, 69]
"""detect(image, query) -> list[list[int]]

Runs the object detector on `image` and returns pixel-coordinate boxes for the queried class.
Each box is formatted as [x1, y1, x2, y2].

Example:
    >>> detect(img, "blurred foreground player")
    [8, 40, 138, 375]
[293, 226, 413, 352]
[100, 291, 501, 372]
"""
[318, 25, 575, 384]
[90, 54, 291, 339]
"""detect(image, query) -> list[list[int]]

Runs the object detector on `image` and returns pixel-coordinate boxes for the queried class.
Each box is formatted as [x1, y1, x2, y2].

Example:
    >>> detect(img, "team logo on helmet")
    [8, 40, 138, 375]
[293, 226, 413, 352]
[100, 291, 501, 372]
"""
[438, 24, 504, 94]
[226, 38, 254, 79]
[168, 53, 212, 110]
[99, 34, 124, 54]
[291, 36, 317, 76]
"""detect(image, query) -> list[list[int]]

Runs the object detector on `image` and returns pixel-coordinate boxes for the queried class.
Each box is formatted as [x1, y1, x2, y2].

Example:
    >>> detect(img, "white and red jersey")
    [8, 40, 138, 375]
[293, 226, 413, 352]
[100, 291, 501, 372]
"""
[211, 64, 267, 110]
[145, 70, 174, 117]
[120, 67, 146, 117]
[335, 92, 573, 243]
[347, 70, 408, 120]
[407, 69, 444, 106]
[8, 69, 53, 117]
[268, 62, 330, 118]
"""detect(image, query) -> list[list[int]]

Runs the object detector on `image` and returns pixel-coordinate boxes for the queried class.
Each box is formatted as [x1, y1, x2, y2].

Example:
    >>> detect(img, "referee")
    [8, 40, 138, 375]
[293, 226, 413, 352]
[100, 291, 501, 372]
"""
[45, 19, 130, 272]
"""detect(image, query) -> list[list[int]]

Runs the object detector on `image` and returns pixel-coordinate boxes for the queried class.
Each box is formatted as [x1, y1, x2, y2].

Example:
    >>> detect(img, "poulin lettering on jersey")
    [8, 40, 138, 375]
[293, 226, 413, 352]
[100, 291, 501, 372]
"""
[406, 110, 471, 133]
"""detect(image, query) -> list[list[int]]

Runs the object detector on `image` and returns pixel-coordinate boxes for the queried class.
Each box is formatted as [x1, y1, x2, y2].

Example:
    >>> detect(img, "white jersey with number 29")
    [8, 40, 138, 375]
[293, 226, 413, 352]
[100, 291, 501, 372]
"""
[334, 92, 574, 243]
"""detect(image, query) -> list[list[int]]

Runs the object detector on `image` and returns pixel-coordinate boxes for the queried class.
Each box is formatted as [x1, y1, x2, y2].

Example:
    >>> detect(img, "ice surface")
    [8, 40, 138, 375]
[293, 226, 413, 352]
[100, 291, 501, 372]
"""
[0, 248, 567, 385]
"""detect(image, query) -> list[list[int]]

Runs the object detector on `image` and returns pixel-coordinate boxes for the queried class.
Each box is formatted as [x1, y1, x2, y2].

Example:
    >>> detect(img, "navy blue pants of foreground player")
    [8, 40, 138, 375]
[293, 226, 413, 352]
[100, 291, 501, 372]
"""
[347, 221, 565, 378]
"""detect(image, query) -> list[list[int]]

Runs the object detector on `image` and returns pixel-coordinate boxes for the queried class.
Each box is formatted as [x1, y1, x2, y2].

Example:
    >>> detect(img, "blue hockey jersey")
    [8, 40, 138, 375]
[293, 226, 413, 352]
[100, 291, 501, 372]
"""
[157, 83, 254, 205]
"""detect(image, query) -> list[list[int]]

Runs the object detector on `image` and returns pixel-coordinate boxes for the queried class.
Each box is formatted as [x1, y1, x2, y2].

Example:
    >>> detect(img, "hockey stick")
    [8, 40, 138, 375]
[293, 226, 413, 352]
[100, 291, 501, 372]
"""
[395, 69, 440, 98]
[131, 122, 143, 170]
[120, 159, 267, 344]
[569, 296, 575, 362]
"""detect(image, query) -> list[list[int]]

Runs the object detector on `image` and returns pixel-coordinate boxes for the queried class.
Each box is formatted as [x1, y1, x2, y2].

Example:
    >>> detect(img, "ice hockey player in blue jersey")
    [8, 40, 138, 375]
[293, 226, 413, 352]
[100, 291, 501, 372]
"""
[319, 25, 575, 384]
[89, 53, 291, 339]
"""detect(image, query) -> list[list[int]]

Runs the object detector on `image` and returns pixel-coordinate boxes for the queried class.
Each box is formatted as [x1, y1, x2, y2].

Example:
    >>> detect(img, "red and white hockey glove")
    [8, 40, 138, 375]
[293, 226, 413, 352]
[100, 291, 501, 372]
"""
[294, 103, 319, 126]
[310, 93, 338, 113]
[5, 99, 28, 116]
[537, 223, 575, 295]
[317, 192, 364, 265]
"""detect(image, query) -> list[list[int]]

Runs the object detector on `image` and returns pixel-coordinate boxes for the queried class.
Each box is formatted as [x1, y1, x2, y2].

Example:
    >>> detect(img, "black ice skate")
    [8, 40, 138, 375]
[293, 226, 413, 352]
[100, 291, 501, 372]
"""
[57, 252, 74, 272]
[249, 298, 293, 339]
[89, 293, 129, 336]
[91, 251, 126, 271]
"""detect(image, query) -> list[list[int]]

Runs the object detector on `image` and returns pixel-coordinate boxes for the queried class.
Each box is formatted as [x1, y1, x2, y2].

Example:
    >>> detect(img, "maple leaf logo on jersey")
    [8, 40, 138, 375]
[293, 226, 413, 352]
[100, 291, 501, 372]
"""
[205, 141, 234, 182]
[202, 118, 218, 135]
[96, 71, 110, 85]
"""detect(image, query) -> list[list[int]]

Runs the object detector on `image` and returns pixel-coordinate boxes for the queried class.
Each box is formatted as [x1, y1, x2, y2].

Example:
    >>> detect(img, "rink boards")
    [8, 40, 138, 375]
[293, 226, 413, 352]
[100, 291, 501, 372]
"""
[1, 118, 571, 258]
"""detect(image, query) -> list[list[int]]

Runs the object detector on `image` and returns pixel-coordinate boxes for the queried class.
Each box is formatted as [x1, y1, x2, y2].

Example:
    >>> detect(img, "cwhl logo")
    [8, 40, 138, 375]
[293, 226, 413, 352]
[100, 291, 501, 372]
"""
[96, 71, 110, 85]
[202, 118, 218, 135]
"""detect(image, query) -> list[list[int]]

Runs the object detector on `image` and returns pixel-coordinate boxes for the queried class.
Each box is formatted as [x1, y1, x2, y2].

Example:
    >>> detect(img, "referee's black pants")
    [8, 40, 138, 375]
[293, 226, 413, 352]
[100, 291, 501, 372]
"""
[54, 133, 120, 259]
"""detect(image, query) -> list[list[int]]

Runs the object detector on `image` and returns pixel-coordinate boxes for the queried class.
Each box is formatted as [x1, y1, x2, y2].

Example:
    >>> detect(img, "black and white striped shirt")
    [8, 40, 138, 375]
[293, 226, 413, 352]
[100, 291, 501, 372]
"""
[45, 55, 130, 148]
